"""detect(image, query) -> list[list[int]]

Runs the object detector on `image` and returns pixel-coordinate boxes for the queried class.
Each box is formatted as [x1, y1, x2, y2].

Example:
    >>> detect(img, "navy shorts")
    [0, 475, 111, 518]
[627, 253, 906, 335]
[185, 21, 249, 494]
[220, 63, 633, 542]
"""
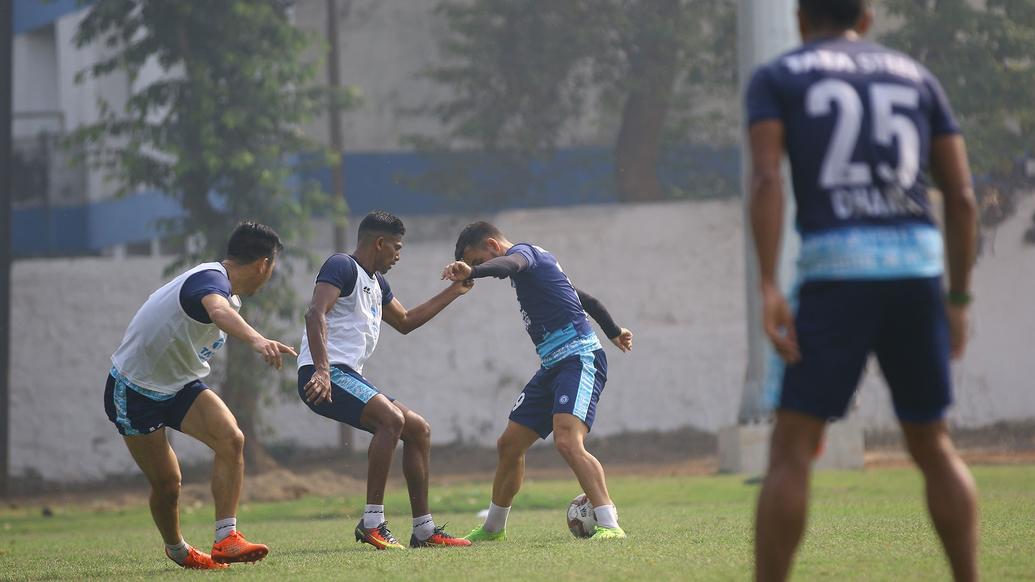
[510, 349, 607, 439]
[298, 364, 389, 433]
[781, 277, 952, 423]
[103, 368, 208, 436]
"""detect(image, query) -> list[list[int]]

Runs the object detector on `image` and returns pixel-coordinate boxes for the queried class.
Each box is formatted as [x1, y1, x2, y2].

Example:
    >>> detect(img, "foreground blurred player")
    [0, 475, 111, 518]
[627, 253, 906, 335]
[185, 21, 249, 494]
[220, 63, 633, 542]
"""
[746, 1, 978, 580]
[105, 222, 297, 569]
[444, 222, 634, 541]
[298, 211, 472, 549]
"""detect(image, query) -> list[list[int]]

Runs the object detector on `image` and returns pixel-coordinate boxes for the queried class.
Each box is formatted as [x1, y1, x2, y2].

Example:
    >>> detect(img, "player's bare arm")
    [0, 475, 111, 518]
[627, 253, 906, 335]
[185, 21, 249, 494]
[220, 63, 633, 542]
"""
[381, 280, 474, 335]
[748, 119, 800, 364]
[302, 282, 342, 405]
[574, 288, 632, 352]
[930, 134, 978, 360]
[201, 293, 297, 370]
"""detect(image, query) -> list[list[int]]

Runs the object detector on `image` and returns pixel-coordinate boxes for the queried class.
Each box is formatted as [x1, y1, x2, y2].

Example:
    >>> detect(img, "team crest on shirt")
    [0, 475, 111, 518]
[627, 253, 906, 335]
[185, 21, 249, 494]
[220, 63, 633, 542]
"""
[363, 286, 371, 294]
[559, 395, 570, 405]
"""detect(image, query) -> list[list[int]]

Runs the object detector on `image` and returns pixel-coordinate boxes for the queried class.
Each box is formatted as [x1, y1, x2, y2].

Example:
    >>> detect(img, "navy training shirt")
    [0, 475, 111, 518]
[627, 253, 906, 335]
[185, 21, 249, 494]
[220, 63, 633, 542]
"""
[506, 243, 593, 350]
[179, 269, 232, 324]
[746, 38, 960, 236]
[315, 253, 394, 305]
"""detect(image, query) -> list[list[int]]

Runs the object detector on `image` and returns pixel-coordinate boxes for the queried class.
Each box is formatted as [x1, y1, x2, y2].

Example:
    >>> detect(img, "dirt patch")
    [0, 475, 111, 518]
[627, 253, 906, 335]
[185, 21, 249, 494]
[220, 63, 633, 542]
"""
[4, 423, 1033, 513]
[865, 448, 1035, 469]
[866, 419, 1035, 451]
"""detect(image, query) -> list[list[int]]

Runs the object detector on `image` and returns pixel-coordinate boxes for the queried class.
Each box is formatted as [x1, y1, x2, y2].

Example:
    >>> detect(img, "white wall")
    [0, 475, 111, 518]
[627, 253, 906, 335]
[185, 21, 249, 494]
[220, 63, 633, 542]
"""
[13, 26, 61, 137]
[292, 0, 613, 152]
[294, 0, 451, 151]
[10, 197, 1035, 483]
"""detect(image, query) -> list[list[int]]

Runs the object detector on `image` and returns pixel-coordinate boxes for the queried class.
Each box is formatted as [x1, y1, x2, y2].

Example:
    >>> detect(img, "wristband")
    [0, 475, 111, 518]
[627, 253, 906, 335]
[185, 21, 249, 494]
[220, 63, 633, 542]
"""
[947, 290, 972, 306]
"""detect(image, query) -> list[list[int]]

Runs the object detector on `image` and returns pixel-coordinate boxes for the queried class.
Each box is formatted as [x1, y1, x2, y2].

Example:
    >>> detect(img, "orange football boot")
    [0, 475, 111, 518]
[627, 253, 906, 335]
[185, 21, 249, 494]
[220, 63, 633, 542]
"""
[409, 525, 473, 548]
[211, 530, 269, 564]
[354, 519, 406, 550]
[167, 546, 229, 570]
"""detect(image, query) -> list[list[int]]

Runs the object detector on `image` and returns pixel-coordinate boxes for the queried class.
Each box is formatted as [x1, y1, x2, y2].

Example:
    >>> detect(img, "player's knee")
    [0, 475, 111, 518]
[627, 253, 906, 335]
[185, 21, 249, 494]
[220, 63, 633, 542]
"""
[496, 435, 524, 460]
[215, 425, 245, 459]
[376, 406, 406, 437]
[403, 413, 431, 445]
[768, 442, 815, 473]
[153, 473, 181, 501]
[553, 432, 584, 461]
[903, 428, 953, 470]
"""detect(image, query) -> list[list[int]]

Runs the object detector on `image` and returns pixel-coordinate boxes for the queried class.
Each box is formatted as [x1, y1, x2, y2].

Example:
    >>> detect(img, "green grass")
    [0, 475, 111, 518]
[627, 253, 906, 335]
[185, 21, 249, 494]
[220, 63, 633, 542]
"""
[1, 465, 1033, 581]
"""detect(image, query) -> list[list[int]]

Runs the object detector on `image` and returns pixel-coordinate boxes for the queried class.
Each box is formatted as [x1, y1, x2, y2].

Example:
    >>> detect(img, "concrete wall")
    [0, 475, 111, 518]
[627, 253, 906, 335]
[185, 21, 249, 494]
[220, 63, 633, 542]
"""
[293, 0, 451, 152]
[10, 197, 1035, 483]
[291, 0, 613, 152]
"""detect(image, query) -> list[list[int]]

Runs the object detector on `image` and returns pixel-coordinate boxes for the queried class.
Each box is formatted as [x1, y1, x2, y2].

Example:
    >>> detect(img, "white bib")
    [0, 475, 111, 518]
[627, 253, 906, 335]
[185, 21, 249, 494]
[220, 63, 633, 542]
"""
[111, 262, 240, 394]
[298, 256, 384, 374]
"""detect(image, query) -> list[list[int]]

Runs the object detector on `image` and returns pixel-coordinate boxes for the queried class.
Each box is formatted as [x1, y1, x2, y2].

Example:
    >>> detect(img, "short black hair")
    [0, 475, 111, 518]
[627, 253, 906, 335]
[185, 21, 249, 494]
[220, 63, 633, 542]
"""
[799, 0, 868, 29]
[454, 221, 504, 261]
[358, 210, 405, 239]
[226, 221, 283, 264]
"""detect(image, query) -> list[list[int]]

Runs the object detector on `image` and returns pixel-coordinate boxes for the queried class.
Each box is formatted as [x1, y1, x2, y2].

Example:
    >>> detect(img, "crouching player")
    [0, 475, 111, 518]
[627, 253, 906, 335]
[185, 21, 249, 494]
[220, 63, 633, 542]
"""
[298, 211, 473, 549]
[105, 222, 296, 569]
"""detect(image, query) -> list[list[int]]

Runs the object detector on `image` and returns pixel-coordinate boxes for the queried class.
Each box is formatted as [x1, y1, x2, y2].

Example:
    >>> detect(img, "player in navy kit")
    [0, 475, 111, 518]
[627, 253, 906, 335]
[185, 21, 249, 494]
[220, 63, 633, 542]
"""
[746, 1, 978, 580]
[298, 211, 472, 549]
[443, 222, 634, 541]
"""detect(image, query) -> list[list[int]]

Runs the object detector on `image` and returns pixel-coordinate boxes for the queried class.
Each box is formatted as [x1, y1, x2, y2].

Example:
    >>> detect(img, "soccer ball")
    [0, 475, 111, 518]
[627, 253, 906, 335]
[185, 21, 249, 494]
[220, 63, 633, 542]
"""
[566, 493, 597, 538]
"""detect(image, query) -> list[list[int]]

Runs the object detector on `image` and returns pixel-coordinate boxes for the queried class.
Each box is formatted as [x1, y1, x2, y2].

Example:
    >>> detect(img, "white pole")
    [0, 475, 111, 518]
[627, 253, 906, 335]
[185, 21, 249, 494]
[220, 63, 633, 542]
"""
[736, 0, 799, 423]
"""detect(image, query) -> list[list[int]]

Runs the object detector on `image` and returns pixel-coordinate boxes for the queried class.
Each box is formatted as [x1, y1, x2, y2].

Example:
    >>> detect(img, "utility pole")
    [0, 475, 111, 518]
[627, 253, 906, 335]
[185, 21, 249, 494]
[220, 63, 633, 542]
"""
[735, 0, 799, 424]
[326, 0, 354, 453]
[327, 0, 349, 253]
[0, 0, 14, 497]
[719, 1, 864, 473]
[717, 0, 798, 473]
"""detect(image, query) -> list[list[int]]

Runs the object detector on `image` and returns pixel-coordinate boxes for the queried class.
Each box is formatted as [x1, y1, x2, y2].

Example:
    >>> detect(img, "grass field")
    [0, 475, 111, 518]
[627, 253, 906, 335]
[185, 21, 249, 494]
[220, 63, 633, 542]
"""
[1, 465, 1033, 581]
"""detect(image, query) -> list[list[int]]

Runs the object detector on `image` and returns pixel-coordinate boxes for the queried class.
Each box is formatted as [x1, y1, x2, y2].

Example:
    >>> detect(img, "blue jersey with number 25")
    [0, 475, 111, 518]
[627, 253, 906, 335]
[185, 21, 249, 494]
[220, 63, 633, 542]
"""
[746, 38, 961, 281]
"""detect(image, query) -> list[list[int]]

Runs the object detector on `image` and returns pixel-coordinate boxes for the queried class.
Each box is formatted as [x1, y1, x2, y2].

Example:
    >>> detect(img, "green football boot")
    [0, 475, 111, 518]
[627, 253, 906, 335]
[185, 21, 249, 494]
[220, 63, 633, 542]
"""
[589, 525, 627, 540]
[463, 525, 507, 542]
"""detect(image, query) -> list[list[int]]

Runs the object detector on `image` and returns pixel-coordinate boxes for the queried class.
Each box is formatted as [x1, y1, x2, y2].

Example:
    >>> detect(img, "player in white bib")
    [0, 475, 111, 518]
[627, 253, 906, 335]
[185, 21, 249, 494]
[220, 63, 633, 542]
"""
[105, 222, 297, 570]
[297, 211, 473, 549]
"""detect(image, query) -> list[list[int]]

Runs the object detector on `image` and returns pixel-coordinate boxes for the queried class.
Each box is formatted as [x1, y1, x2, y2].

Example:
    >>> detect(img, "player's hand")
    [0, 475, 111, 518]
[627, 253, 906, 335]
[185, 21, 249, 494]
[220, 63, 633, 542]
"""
[946, 303, 970, 360]
[450, 278, 475, 295]
[610, 328, 633, 352]
[441, 261, 472, 282]
[251, 337, 298, 370]
[762, 284, 800, 364]
[304, 368, 333, 405]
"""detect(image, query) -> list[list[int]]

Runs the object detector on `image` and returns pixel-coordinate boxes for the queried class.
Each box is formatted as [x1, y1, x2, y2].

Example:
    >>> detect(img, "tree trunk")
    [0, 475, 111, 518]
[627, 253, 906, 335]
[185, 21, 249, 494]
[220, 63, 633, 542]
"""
[222, 333, 280, 474]
[614, 0, 681, 203]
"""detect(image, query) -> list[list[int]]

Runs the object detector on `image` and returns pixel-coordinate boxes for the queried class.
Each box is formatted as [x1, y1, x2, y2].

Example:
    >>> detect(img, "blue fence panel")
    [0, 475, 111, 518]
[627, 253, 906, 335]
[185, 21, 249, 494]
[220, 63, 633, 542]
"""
[13, 0, 85, 35]
[11, 146, 740, 257]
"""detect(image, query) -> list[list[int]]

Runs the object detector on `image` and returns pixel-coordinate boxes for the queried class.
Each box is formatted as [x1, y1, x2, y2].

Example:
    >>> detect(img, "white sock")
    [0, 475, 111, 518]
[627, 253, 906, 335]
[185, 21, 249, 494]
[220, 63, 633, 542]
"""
[363, 504, 386, 529]
[412, 514, 436, 541]
[594, 504, 619, 529]
[215, 517, 237, 542]
[165, 539, 189, 564]
[483, 502, 510, 533]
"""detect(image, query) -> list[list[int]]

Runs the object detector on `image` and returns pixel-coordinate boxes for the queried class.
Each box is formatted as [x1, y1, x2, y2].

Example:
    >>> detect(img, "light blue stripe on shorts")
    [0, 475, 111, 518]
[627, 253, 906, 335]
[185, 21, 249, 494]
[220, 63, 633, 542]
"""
[571, 353, 597, 422]
[330, 367, 378, 403]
